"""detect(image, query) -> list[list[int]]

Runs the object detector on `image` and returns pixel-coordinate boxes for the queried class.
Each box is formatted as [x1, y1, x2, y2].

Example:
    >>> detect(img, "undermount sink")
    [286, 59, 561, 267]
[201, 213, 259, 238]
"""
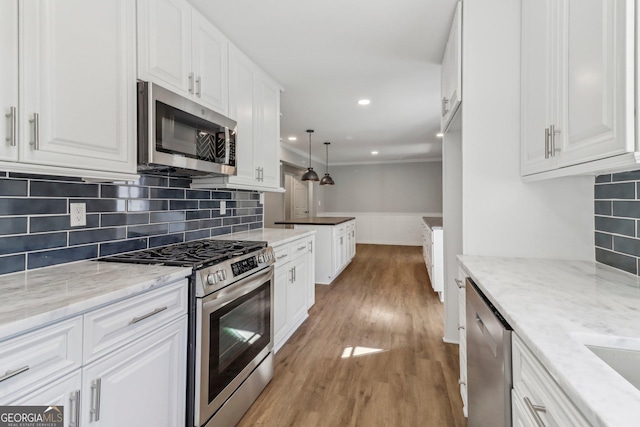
[585, 344, 640, 391]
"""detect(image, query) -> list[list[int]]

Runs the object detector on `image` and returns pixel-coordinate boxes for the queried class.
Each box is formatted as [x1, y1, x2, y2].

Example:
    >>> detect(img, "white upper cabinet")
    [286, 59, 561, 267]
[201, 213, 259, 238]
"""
[256, 72, 282, 189]
[440, 2, 462, 132]
[0, 1, 18, 162]
[0, 0, 137, 180]
[19, 0, 137, 177]
[520, 0, 558, 175]
[137, 0, 229, 116]
[521, 0, 635, 179]
[192, 43, 283, 192]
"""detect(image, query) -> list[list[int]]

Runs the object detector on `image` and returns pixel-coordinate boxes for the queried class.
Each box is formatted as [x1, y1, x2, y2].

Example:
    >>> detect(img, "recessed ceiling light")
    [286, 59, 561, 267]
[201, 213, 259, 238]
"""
[371, 151, 379, 155]
[288, 136, 297, 141]
[358, 99, 371, 106]
[436, 133, 444, 138]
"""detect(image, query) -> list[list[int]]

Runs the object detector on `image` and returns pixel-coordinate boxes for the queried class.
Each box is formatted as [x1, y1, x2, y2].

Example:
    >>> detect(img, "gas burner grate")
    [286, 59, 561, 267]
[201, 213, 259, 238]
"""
[99, 239, 267, 268]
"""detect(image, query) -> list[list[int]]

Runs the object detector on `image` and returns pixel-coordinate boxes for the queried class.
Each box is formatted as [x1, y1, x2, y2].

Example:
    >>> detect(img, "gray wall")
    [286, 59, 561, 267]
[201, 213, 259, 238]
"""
[320, 161, 442, 213]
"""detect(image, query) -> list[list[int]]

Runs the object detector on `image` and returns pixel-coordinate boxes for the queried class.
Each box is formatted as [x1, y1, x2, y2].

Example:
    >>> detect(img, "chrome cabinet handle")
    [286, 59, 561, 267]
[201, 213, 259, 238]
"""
[550, 124, 560, 155]
[196, 76, 201, 97]
[69, 390, 80, 427]
[455, 278, 465, 289]
[90, 378, 102, 422]
[0, 365, 29, 383]
[29, 113, 39, 150]
[277, 254, 288, 260]
[130, 306, 167, 324]
[544, 127, 550, 159]
[441, 97, 449, 116]
[458, 379, 466, 386]
[458, 324, 465, 330]
[293, 266, 297, 282]
[289, 267, 294, 283]
[524, 396, 547, 427]
[297, 245, 306, 251]
[308, 241, 313, 253]
[188, 72, 194, 94]
[5, 106, 16, 146]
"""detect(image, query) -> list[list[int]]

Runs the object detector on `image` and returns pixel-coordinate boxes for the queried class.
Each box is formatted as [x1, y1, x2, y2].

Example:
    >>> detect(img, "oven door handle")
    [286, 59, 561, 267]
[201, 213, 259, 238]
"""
[201, 266, 273, 312]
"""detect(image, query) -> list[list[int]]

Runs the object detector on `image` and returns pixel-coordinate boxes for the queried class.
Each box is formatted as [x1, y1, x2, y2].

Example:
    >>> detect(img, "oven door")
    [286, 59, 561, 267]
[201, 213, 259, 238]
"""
[195, 265, 274, 427]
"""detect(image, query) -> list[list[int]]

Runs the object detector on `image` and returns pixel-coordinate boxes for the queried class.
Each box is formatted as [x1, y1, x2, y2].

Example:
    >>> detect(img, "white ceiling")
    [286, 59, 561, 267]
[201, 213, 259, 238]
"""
[190, 0, 457, 165]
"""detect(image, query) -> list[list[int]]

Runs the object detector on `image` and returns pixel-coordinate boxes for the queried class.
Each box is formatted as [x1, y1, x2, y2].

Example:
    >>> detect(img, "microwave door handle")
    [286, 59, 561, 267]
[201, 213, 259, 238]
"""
[225, 127, 231, 164]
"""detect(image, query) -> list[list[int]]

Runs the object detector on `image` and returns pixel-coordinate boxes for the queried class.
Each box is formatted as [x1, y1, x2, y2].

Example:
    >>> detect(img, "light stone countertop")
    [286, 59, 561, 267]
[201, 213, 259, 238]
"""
[214, 227, 316, 247]
[458, 256, 640, 427]
[0, 261, 192, 342]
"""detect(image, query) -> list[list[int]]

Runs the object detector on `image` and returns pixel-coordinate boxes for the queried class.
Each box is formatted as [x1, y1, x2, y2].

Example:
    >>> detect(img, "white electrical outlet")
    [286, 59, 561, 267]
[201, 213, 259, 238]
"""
[220, 200, 226, 215]
[259, 193, 265, 205]
[70, 202, 87, 227]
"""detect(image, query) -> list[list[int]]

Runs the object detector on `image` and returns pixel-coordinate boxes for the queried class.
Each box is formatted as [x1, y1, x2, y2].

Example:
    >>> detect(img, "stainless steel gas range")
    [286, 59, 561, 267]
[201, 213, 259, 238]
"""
[101, 239, 276, 427]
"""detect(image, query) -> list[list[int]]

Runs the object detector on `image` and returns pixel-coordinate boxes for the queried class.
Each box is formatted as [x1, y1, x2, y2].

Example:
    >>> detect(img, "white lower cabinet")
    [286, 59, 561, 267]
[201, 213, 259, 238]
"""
[512, 334, 590, 426]
[81, 317, 187, 427]
[456, 267, 468, 417]
[7, 371, 82, 426]
[0, 279, 188, 427]
[423, 221, 444, 301]
[295, 220, 355, 285]
[272, 235, 314, 352]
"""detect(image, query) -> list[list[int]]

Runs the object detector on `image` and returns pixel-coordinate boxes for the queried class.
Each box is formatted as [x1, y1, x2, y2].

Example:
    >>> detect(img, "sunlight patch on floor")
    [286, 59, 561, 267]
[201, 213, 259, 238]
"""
[341, 346, 386, 358]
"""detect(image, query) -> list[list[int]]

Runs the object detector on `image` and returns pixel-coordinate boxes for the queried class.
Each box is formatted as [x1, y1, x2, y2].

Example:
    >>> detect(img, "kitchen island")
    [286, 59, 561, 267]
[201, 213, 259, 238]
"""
[274, 217, 356, 284]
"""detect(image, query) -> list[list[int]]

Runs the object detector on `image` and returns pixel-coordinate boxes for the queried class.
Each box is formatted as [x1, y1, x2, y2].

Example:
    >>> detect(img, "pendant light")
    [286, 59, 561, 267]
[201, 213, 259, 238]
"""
[301, 129, 319, 181]
[319, 142, 335, 185]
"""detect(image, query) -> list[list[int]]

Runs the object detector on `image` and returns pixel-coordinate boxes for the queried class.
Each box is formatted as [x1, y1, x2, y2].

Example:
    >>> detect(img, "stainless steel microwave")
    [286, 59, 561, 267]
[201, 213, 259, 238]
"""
[137, 81, 237, 176]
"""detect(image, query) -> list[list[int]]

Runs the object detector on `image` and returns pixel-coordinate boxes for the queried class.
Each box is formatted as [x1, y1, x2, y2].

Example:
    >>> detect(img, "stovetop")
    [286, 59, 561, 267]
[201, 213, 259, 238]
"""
[99, 239, 268, 269]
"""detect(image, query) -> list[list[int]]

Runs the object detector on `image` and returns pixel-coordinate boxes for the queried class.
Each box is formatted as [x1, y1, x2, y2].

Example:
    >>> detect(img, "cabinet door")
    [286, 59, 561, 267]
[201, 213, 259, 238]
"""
[558, 0, 634, 166]
[306, 238, 315, 309]
[81, 317, 187, 427]
[192, 11, 228, 116]
[0, 0, 18, 161]
[521, 0, 558, 175]
[256, 72, 281, 189]
[20, 0, 136, 174]
[287, 256, 308, 327]
[273, 264, 289, 348]
[228, 45, 258, 185]
[441, 2, 462, 132]
[137, 0, 192, 96]
[7, 371, 82, 427]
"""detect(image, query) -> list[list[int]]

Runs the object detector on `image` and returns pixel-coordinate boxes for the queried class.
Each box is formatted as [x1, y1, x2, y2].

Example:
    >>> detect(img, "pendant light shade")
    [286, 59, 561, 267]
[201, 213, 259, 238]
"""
[319, 142, 335, 185]
[301, 129, 319, 181]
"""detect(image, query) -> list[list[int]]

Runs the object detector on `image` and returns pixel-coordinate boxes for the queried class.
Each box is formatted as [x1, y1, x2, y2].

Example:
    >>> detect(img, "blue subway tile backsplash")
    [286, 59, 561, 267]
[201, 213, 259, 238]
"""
[595, 171, 640, 275]
[0, 173, 263, 273]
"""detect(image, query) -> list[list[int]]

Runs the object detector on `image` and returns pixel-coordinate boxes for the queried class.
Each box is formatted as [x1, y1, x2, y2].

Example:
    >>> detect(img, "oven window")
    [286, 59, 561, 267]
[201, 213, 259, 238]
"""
[208, 281, 271, 403]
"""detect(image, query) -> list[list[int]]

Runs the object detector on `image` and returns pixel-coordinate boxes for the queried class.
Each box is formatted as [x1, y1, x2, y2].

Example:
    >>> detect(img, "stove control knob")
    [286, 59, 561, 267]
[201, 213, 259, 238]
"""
[258, 254, 265, 263]
[216, 270, 226, 281]
[206, 273, 218, 285]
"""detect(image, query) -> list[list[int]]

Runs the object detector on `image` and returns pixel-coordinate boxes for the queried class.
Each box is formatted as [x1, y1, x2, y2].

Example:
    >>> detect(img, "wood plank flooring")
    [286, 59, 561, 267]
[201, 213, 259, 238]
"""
[237, 244, 467, 427]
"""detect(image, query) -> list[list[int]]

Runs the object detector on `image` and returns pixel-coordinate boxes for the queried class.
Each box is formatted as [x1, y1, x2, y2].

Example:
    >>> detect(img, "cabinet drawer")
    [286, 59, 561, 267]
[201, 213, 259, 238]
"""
[83, 280, 187, 363]
[0, 317, 82, 401]
[512, 335, 590, 427]
[273, 243, 291, 264]
[333, 224, 347, 237]
[290, 238, 309, 260]
[346, 221, 355, 231]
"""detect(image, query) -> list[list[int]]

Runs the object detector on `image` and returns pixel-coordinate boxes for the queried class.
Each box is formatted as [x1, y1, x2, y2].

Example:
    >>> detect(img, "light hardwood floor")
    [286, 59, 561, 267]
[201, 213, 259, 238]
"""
[237, 244, 467, 427]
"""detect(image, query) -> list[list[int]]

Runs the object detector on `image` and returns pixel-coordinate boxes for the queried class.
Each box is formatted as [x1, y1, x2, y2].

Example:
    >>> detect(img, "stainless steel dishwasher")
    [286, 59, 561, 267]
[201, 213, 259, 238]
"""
[466, 277, 512, 427]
